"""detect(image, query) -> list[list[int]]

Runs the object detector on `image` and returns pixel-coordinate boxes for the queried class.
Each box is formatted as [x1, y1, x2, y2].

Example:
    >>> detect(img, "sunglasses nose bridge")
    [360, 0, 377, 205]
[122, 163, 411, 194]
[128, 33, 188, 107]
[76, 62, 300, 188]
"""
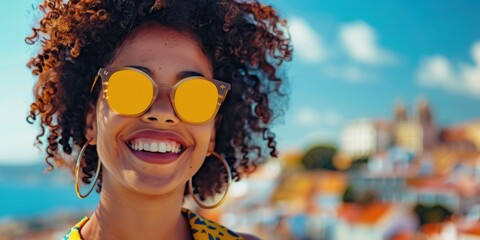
[144, 85, 177, 119]
[155, 85, 174, 103]
[157, 84, 173, 90]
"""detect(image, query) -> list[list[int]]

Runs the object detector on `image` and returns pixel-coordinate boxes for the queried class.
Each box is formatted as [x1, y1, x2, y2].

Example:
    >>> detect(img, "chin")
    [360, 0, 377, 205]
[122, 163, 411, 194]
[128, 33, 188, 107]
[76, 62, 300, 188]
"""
[125, 172, 187, 196]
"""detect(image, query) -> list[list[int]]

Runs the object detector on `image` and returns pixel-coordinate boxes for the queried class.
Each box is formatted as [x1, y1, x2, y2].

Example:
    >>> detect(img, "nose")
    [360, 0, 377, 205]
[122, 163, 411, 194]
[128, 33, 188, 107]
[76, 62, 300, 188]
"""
[141, 87, 179, 125]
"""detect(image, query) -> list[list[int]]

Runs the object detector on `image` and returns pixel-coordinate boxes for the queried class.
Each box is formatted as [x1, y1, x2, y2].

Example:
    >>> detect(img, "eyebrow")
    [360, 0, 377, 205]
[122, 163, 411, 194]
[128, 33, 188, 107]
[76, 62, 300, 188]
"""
[127, 65, 205, 80]
[128, 65, 153, 75]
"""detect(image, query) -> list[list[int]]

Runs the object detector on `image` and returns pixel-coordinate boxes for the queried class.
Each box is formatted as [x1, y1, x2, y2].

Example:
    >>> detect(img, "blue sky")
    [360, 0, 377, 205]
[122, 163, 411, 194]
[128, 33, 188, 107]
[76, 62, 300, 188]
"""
[271, 0, 480, 151]
[1, 1, 480, 164]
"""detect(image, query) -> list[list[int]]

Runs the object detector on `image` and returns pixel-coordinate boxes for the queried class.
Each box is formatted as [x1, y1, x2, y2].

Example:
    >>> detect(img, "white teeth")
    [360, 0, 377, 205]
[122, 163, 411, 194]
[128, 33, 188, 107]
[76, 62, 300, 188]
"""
[128, 138, 182, 154]
[159, 142, 167, 152]
[150, 142, 158, 152]
[173, 145, 180, 154]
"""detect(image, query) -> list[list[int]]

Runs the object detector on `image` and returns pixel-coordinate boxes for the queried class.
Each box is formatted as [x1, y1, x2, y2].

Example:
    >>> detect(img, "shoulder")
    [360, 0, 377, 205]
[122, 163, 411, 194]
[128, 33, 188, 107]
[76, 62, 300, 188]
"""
[183, 208, 257, 240]
[63, 216, 89, 240]
[238, 232, 261, 240]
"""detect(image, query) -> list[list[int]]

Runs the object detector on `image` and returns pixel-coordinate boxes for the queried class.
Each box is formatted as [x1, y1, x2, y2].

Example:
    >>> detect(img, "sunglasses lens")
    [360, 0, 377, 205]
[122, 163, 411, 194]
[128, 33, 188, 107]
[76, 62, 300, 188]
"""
[107, 70, 153, 116]
[175, 78, 218, 123]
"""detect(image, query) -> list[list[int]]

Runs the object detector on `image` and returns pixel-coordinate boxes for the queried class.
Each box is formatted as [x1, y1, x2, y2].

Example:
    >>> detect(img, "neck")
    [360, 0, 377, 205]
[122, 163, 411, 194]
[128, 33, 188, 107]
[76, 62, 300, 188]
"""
[80, 177, 192, 240]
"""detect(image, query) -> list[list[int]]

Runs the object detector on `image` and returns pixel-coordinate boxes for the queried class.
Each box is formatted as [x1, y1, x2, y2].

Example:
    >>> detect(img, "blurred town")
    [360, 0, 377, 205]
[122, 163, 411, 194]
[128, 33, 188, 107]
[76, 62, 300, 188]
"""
[205, 99, 480, 240]
[2, 99, 480, 240]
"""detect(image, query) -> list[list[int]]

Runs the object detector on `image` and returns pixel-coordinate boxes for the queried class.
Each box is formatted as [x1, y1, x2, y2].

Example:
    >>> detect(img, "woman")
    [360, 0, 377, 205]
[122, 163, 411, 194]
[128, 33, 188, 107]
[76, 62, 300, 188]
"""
[26, 0, 292, 239]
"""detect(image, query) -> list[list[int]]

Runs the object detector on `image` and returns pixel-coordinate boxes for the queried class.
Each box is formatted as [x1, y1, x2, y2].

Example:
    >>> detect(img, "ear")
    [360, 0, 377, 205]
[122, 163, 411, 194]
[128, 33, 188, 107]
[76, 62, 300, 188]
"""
[85, 102, 98, 145]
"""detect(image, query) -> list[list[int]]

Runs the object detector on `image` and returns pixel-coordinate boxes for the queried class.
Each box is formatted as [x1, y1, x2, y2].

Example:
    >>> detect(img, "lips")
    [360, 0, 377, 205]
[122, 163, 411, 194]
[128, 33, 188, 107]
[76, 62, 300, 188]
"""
[125, 130, 187, 164]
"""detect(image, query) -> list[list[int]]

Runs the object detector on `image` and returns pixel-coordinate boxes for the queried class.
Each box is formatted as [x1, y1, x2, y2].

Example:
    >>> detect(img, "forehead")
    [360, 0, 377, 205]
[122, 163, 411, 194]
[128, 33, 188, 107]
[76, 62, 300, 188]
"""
[109, 22, 212, 79]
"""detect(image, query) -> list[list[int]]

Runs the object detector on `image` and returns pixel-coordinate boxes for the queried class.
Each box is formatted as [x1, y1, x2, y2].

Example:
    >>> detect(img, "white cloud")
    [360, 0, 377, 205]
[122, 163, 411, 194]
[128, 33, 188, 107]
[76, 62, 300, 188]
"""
[323, 110, 342, 127]
[295, 108, 341, 127]
[462, 42, 480, 96]
[462, 64, 480, 96]
[339, 21, 396, 65]
[289, 17, 327, 63]
[417, 55, 459, 90]
[322, 64, 377, 83]
[276, 108, 342, 150]
[416, 41, 480, 98]
[472, 42, 480, 65]
[296, 108, 320, 126]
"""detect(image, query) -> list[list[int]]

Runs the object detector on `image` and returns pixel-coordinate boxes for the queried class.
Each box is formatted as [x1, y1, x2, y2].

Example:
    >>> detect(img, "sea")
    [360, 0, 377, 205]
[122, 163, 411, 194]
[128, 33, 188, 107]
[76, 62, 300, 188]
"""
[0, 163, 99, 221]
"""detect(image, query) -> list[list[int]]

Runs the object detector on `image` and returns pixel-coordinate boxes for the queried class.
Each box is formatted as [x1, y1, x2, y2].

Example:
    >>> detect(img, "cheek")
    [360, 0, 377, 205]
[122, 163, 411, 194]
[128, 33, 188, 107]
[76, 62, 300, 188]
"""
[194, 122, 215, 146]
[95, 102, 125, 163]
[190, 123, 215, 163]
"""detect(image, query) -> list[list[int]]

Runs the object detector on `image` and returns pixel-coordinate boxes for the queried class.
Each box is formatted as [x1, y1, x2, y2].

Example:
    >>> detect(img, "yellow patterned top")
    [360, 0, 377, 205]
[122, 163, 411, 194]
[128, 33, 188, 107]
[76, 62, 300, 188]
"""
[62, 208, 244, 240]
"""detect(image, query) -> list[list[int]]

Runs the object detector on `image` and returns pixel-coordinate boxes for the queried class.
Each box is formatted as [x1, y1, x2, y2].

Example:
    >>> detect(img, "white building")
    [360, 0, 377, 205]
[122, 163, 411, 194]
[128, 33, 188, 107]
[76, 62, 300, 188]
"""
[340, 119, 392, 158]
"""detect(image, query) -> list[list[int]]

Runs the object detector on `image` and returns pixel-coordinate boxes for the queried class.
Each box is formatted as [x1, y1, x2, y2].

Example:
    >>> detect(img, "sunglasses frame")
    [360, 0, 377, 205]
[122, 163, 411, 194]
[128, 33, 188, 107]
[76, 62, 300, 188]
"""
[90, 66, 231, 124]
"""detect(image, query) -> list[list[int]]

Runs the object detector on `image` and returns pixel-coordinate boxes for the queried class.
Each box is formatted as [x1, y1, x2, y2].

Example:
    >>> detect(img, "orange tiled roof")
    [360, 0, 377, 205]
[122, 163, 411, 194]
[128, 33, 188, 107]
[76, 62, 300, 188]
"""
[459, 222, 480, 236]
[337, 202, 394, 225]
[420, 223, 443, 236]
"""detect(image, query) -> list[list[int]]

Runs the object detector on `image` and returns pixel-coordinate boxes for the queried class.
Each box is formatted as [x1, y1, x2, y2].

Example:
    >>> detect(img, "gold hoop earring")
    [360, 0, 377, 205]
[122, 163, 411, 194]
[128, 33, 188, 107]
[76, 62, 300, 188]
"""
[188, 152, 232, 209]
[75, 142, 101, 199]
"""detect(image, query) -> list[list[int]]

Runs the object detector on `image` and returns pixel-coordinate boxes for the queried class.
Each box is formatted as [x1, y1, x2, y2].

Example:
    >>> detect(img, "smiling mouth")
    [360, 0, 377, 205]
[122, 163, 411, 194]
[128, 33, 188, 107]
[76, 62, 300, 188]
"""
[126, 138, 185, 154]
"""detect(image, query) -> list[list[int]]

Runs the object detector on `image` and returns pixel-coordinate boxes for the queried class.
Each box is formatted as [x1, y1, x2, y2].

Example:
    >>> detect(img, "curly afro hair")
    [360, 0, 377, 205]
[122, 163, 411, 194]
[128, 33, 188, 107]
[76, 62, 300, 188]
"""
[26, 0, 292, 200]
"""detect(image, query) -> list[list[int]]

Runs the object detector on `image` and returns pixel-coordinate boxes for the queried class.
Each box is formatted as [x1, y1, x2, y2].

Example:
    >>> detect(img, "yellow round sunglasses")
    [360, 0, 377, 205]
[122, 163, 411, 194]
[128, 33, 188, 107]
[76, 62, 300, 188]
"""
[90, 67, 231, 124]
